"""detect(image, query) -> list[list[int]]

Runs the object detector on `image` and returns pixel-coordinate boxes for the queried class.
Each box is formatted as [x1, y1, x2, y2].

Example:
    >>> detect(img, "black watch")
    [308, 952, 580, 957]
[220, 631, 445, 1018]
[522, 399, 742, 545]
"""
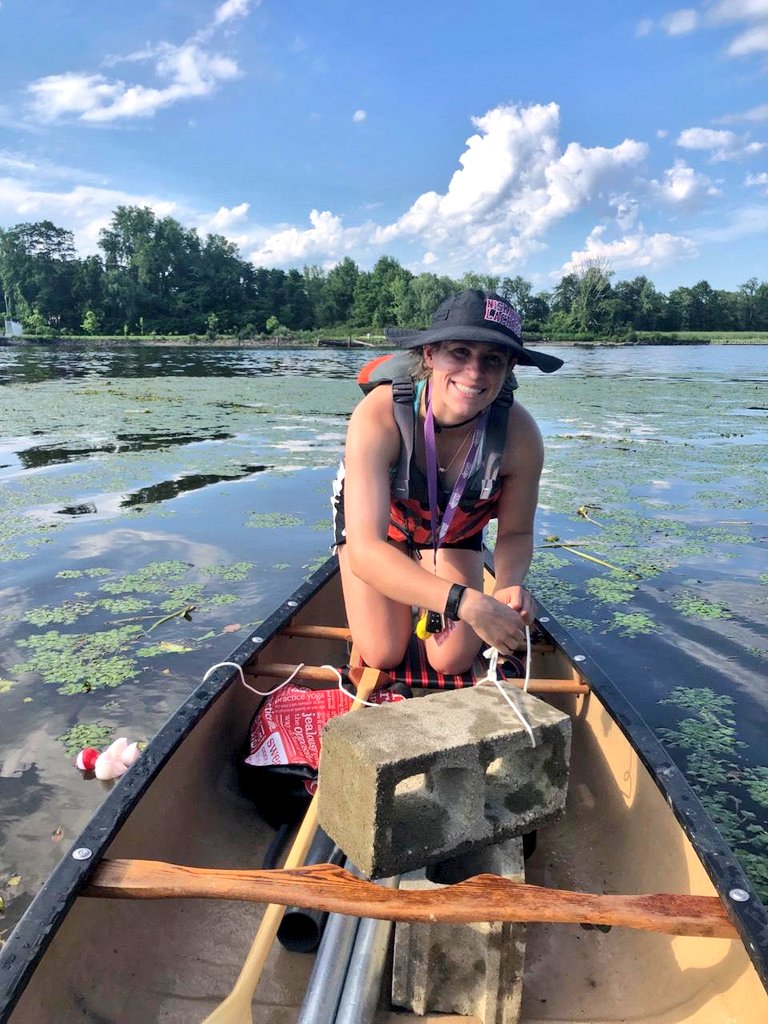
[444, 583, 467, 622]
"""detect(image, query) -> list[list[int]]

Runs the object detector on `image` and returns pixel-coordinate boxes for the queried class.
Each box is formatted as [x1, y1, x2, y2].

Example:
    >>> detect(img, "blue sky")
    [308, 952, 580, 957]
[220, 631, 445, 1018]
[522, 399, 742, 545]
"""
[0, 0, 766, 293]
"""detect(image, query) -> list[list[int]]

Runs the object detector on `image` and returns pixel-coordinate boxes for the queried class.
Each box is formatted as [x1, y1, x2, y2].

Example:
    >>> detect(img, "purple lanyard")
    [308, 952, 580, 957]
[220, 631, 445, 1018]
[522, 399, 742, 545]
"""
[424, 383, 488, 563]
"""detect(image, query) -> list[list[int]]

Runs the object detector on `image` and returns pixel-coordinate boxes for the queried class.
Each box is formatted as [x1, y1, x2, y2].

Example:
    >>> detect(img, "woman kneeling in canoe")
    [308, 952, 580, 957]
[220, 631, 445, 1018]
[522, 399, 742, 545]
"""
[332, 289, 563, 674]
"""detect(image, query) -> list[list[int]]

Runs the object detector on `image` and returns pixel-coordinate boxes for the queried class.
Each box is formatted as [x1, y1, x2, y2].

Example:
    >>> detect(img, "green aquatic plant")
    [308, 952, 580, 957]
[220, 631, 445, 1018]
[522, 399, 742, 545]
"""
[744, 767, 768, 806]
[609, 612, 659, 637]
[97, 597, 152, 614]
[0, 678, 16, 694]
[246, 512, 303, 528]
[200, 562, 256, 582]
[672, 594, 732, 620]
[58, 722, 115, 757]
[658, 686, 767, 901]
[56, 568, 112, 579]
[585, 573, 638, 605]
[16, 626, 143, 694]
[21, 602, 96, 627]
[100, 561, 191, 595]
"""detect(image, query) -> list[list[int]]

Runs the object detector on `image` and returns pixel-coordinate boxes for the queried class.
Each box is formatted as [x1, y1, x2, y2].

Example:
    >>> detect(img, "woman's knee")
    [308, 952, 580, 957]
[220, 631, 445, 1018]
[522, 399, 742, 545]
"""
[354, 638, 409, 671]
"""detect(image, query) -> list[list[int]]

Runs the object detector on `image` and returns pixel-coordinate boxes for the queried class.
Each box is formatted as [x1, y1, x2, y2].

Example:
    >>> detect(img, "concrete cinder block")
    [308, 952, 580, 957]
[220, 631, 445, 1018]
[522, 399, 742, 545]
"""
[317, 685, 570, 879]
[392, 837, 526, 1023]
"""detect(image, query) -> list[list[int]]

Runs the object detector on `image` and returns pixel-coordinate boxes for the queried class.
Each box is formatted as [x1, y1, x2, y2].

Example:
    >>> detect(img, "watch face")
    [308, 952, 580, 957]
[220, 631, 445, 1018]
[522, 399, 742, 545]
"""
[426, 610, 444, 633]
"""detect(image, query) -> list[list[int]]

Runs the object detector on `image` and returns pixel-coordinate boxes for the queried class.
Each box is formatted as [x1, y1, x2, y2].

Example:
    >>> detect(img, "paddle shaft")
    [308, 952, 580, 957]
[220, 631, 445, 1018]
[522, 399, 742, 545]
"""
[196, 664, 383, 1024]
[86, 859, 738, 940]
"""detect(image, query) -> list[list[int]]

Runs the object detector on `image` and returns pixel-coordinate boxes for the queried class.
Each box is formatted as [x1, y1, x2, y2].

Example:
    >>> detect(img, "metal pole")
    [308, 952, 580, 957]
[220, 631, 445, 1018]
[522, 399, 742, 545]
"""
[295, 863, 361, 1024]
[333, 875, 400, 1024]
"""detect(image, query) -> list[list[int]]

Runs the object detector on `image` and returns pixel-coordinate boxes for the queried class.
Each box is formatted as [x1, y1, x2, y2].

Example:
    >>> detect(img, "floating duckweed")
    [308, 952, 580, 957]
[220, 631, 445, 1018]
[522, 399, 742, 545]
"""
[672, 594, 733, 620]
[0, 678, 16, 694]
[97, 597, 152, 614]
[246, 512, 303, 528]
[585, 573, 638, 605]
[58, 722, 115, 757]
[744, 768, 768, 806]
[200, 562, 255, 582]
[206, 593, 238, 606]
[100, 561, 191, 594]
[22, 602, 96, 627]
[610, 612, 659, 637]
[310, 519, 331, 532]
[158, 585, 205, 611]
[55, 568, 112, 579]
[16, 626, 143, 694]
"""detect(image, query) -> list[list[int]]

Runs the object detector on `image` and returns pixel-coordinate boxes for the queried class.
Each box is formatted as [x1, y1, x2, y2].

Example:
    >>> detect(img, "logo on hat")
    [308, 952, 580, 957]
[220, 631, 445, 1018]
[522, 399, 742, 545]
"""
[484, 298, 521, 338]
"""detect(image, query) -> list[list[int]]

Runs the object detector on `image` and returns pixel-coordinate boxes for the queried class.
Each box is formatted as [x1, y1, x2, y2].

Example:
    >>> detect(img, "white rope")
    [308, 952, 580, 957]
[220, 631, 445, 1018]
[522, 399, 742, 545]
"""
[323, 663, 380, 708]
[202, 660, 306, 697]
[479, 625, 536, 747]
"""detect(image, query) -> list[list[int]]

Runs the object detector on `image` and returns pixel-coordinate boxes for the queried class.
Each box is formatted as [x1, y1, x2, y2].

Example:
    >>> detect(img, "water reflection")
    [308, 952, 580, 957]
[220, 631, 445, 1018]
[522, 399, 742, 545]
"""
[17, 431, 235, 469]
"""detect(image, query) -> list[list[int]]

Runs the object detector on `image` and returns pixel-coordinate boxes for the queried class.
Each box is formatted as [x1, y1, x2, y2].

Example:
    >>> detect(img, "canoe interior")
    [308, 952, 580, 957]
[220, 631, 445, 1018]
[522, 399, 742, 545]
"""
[6, 568, 768, 1024]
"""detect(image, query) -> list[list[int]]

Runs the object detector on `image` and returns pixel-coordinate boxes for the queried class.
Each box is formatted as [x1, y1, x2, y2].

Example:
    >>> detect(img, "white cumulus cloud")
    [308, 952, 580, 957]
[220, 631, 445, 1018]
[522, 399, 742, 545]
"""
[28, 43, 240, 123]
[248, 209, 361, 265]
[676, 126, 766, 160]
[650, 159, 721, 204]
[562, 224, 697, 274]
[661, 9, 699, 34]
[714, 102, 768, 123]
[373, 103, 647, 271]
[746, 171, 768, 192]
[727, 23, 768, 55]
[214, 0, 254, 25]
[352, 109, 367, 123]
[26, 0, 250, 125]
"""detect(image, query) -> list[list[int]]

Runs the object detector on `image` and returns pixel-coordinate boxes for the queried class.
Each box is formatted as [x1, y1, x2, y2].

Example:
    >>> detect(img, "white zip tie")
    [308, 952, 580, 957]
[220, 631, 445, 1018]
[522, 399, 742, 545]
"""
[480, 625, 536, 747]
[323, 664, 380, 708]
[202, 660, 305, 697]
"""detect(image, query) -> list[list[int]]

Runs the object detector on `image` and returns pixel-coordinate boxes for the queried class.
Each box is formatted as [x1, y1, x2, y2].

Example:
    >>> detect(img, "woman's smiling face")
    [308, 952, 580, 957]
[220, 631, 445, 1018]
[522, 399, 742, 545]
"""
[423, 341, 513, 421]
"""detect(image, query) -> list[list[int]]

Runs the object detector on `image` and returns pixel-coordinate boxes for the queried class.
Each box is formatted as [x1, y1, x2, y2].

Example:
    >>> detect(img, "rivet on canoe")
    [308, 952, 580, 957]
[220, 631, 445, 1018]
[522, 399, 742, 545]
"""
[573, 655, 586, 663]
[538, 616, 550, 623]
[287, 600, 298, 607]
[72, 848, 93, 861]
[729, 888, 750, 902]
[251, 636, 264, 643]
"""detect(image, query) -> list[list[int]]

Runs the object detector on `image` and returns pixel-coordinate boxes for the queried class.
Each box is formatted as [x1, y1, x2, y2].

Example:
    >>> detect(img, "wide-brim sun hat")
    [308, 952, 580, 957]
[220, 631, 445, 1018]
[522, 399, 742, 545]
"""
[385, 289, 563, 373]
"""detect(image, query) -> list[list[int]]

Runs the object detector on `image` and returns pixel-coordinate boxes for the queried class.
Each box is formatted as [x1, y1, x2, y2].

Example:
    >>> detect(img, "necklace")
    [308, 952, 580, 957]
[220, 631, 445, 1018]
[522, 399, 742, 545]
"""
[438, 430, 472, 474]
[433, 411, 480, 433]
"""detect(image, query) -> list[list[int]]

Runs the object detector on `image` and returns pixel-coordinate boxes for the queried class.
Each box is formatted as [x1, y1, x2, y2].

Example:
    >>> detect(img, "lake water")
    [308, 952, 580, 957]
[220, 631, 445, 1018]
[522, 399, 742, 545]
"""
[0, 341, 766, 937]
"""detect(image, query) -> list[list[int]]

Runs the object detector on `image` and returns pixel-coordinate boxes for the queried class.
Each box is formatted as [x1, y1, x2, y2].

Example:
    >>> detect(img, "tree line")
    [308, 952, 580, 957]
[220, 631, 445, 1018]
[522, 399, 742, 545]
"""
[1, 207, 766, 339]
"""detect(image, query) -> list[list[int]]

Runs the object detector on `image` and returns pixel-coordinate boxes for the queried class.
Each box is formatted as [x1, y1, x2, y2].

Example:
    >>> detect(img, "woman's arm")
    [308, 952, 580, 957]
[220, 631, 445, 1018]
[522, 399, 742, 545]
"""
[490, 402, 544, 623]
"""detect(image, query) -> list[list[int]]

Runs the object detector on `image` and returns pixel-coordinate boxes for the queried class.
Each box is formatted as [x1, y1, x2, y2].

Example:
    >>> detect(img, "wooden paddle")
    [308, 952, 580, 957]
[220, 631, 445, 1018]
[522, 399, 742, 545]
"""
[191, 664, 383, 1024]
[85, 858, 738, 940]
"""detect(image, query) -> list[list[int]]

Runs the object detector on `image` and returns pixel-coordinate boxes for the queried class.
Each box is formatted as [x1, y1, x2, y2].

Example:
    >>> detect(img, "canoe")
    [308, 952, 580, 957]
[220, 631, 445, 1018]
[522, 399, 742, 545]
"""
[1, 555, 767, 1023]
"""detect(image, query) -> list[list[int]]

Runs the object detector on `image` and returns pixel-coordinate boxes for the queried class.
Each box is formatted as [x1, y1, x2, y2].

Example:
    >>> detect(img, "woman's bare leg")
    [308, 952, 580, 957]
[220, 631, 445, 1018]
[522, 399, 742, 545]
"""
[422, 547, 485, 675]
[338, 543, 413, 669]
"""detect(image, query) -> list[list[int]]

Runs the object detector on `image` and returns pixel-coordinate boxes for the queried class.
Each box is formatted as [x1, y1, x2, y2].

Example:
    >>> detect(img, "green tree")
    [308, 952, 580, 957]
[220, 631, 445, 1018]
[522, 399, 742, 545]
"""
[81, 309, 100, 335]
[320, 257, 359, 325]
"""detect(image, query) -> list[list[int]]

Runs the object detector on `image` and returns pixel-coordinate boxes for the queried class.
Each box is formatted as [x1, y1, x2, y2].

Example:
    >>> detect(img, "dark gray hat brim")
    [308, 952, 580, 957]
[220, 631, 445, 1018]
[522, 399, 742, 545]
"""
[385, 325, 563, 373]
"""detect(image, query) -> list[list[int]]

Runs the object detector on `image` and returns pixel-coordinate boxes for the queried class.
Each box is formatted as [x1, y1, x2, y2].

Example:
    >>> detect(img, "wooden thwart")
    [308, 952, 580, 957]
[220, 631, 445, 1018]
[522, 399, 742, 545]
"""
[85, 860, 737, 940]
[249, 662, 590, 694]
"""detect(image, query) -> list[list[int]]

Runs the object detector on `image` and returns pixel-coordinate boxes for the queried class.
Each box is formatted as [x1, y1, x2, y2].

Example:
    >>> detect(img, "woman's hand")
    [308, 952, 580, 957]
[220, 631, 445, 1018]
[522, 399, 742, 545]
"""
[457, 589, 527, 655]
[493, 584, 537, 625]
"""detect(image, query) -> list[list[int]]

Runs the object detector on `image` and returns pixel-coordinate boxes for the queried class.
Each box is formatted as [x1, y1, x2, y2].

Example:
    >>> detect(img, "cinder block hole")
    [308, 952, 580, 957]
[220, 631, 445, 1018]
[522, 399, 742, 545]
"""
[391, 766, 475, 856]
[395, 773, 428, 798]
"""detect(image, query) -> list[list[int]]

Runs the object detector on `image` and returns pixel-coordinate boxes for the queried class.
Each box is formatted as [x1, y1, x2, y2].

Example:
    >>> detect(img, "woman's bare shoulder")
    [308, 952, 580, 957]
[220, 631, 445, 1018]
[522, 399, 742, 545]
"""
[501, 400, 543, 468]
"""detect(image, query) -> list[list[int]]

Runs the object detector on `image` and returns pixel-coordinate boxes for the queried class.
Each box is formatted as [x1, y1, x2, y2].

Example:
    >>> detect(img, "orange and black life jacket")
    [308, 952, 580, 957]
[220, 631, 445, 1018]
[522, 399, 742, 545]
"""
[356, 352, 516, 547]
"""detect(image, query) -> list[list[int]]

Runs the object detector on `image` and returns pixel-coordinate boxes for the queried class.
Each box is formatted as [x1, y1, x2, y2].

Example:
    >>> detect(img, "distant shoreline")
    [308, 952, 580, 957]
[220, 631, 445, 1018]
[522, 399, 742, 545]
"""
[2, 333, 767, 349]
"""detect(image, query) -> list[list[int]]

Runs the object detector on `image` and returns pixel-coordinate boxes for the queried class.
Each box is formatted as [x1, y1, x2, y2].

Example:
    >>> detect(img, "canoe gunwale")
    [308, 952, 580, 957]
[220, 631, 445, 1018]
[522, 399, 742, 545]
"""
[0, 557, 340, 1023]
[518, 565, 768, 990]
